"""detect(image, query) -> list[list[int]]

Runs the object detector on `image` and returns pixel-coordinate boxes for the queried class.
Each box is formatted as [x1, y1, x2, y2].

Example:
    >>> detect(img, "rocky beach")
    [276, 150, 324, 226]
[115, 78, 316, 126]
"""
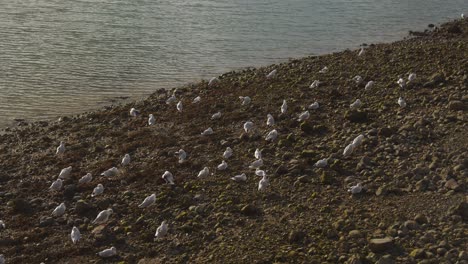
[0, 19, 467, 263]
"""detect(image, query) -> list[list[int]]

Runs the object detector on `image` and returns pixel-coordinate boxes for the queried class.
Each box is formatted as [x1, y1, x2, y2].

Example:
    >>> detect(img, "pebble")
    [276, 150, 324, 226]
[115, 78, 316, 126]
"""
[369, 237, 394, 253]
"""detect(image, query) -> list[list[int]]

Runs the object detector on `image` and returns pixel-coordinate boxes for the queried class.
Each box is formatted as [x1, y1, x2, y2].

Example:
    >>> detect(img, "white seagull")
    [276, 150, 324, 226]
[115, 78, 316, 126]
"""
[139, 194, 156, 208]
[265, 129, 278, 141]
[266, 114, 275, 126]
[239, 96, 251, 106]
[197, 167, 210, 178]
[176, 101, 183, 112]
[58, 166, 72, 179]
[162, 171, 175, 185]
[176, 149, 187, 163]
[249, 159, 263, 169]
[309, 80, 320, 88]
[281, 100, 288, 114]
[353, 75, 363, 85]
[408, 73, 416, 83]
[121, 154, 131, 166]
[255, 169, 266, 177]
[0, 220, 5, 229]
[217, 160, 228, 170]
[398, 97, 406, 108]
[258, 175, 269, 191]
[192, 96, 201, 104]
[297, 111, 310, 122]
[350, 99, 362, 110]
[308, 101, 319, 110]
[343, 143, 355, 157]
[201, 127, 214, 136]
[231, 173, 247, 182]
[49, 179, 63, 191]
[266, 69, 277, 79]
[358, 47, 365, 56]
[211, 112, 222, 120]
[166, 95, 177, 105]
[315, 158, 328, 168]
[52, 203, 66, 217]
[254, 148, 262, 159]
[93, 209, 113, 224]
[98, 247, 117, 258]
[130, 108, 140, 117]
[364, 81, 374, 90]
[208, 77, 219, 86]
[348, 183, 363, 194]
[397, 78, 405, 88]
[92, 184, 104, 197]
[243, 121, 254, 133]
[71, 226, 81, 244]
[319, 66, 328, 73]
[101, 167, 119, 177]
[56, 141, 65, 155]
[148, 114, 156, 126]
[462, 13, 465, 19]
[223, 147, 233, 159]
[352, 134, 365, 147]
[155, 221, 168, 239]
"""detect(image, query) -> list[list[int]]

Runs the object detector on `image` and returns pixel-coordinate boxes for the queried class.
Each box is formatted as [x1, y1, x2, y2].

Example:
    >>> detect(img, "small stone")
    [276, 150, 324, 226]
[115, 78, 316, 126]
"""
[74, 200, 94, 216]
[240, 204, 260, 216]
[345, 110, 368, 123]
[376, 255, 395, 264]
[348, 230, 362, 238]
[39, 216, 54, 227]
[63, 184, 77, 200]
[437, 248, 447, 256]
[345, 254, 362, 264]
[404, 220, 420, 230]
[369, 237, 394, 253]
[9, 198, 32, 214]
[414, 214, 428, 225]
[459, 251, 468, 261]
[288, 230, 306, 244]
[445, 179, 461, 191]
[448, 100, 465, 111]
[410, 248, 426, 259]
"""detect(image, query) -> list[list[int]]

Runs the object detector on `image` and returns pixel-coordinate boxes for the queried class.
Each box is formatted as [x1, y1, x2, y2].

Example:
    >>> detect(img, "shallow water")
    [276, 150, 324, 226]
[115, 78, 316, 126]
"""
[0, 0, 465, 127]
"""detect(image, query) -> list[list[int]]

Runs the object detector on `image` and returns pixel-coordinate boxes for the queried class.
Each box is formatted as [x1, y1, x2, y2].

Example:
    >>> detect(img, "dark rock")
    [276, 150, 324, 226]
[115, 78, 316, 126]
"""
[369, 237, 394, 253]
[97, 198, 112, 209]
[74, 200, 94, 216]
[63, 184, 77, 200]
[414, 214, 428, 225]
[445, 179, 461, 191]
[240, 204, 261, 216]
[403, 220, 420, 230]
[376, 255, 395, 264]
[345, 110, 368, 123]
[410, 248, 426, 259]
[9, 198, 32, 214]
[415, 179, 430, 191]
[450, 201, 468, 221]
[39, 216, 54, 227]
[448, 100, 465, 111]
[446, 24, 462, 34]
[288, 230, 306, 244]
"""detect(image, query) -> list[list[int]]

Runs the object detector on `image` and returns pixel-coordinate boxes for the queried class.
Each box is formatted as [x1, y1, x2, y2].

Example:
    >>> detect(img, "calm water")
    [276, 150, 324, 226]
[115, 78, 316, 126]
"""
[0, 0, 466, 127]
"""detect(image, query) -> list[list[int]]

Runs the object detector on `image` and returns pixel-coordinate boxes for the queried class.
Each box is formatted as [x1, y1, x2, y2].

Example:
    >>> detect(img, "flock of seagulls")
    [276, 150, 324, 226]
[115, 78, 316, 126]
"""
[0, 44, 428, 262]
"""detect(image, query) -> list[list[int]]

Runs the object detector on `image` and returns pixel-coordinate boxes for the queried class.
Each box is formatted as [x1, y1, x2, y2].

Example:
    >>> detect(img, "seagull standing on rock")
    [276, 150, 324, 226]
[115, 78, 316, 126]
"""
[343, 143, 355, 157]
[217, 160, 228, 170]
[365, 81, 374, 90]
[315, 158, 328, 168]
[397, 78, 406, 88]
[265, 129, 278, 141]
[162, 171, 175, 185]
[93, 209, 113, 224]
[258, 175, 269, 191]
[243, 121, 254, 133]
[92, 184, 104, 197]
[350, 99, 362, 110]
[398, 97, 407, 108]
[267, 114, 275, 126]
[49, 179, 63, 191]
[254, 148, 262, 159]
[255, 169, 266, 177]
[211, 112, 222, 120]
[101, 167, 119, 177]
[176, 101, 183, 112]
[121, 154, 131, 166]
[0, 220, 5, 229]
[297, 111, 310, 122]
[358, 47, 365, 56]
[98, 247, 117, 258]
[192, 96, 201, 104]
[197, 167, 210, 178]
[239, 96, 251, 106]
[138, 194, 156, 208]
[71, 226, 81, 244]
[319, 66, 328, 73]
[58, 166, 72, 179]
[266, 69, 277, 79]
[201, 127, 214, 136]
[56, 141, 65, 155]
[176, 149, 187, 163]
[249, 159, 263, 169]
[281, 100, 287, 114]
[223, 147, 233, 159]
[308, 102, 319, 110]
[231, 173, 247, 182]
[208, 77, 219, 86]
[52, 203, 66, 217]
[155, 221, 168, 239]
[352, 134, 365, 147]
[310, 80, 320, 88]
[129, 108, 140, 117]
[348, 183, 363, 194]
[408, 73, 417, 83]
[166, 95, 177, 105]
[148, 114, 156, 126]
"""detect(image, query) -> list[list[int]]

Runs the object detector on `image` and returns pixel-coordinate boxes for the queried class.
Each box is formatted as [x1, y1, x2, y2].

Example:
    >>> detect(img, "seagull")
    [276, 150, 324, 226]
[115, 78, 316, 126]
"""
[101, 167, 119, 177]
[162, 171, 175, 185]
[266, 114, 275, 126]
[353, 75, 363, 85]
[297, 111, 310, 122]
[239, 96, 251, 106]
[201, 127, 214, 136]
[0, 255, 4, 264]
[255, 169, 266, 177]
[231, 173, 247, 182]
[408, 73, 416, 83]
[56, 141, 65, 155]
[258, 175, 269, 191]
[52, 203, 66, 217]
[462, 13, 465, 19]
[398, 97, 406, 108]
[197, 167, 210, 178]
[308, 101, 319, 110]
[315, 158, 328, 168]
[192, 96, 201, 104]
[130, 108, 140, 117]
[155, 221, 168, 239]
[208, 77, 219, 86]
[243, 121, 254, 133]
[139, 194, 156, 208]
[78, 173, 93, 184]
[121, 154, 131, 166]
[176, 101, 183, 112]
[319, 66, 328, 73]
[309, 80, 320, 88]
[364, 81, 374, 90]
[343, 143, 355, 157]
[352, 134, 365, 147]
[93, 209, 113, 224]
[358, 47, 365, 56]
[71, 226, 81, 244]
[98, 246, 117, 258]
[348, 183, 363, 194]
[265, 129, 278, 141]
[350, 99, 362, 110]
[217, 160, 228, 170]
[0, 220, 5, 229]
[254, 148, 262, 159]
[58, 166, 72, 179]
[223, 147, 233, 159]
[176, 149, 187, 163]
[281, 100, 287, 114]
[266, 69, 277, 79]
[148, 114, 156, 126]
[49, 179, 63, 191]
[249, 159, 263, 169]
[211, 112, 222, 120]
[397, 78, 405, 88]
[166, 95, 177, 105]
[92, 184, 104, 197]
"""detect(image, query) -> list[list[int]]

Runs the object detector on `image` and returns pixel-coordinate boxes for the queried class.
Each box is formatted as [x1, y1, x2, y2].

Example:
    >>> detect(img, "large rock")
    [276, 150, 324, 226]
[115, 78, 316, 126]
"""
[369, 237, 394, 253]
[448, 100, 465, 111]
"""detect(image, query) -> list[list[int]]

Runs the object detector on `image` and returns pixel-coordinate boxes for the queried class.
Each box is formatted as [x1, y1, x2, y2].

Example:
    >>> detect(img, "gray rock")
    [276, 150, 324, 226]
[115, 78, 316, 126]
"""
[39, 216, 54, 227]
[404, 220, 420, 230]
[448, 100, 465, 111]
[376, 254, 395, 264]
[369, 237, 394, 253]
[445, 179, 461, 191]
